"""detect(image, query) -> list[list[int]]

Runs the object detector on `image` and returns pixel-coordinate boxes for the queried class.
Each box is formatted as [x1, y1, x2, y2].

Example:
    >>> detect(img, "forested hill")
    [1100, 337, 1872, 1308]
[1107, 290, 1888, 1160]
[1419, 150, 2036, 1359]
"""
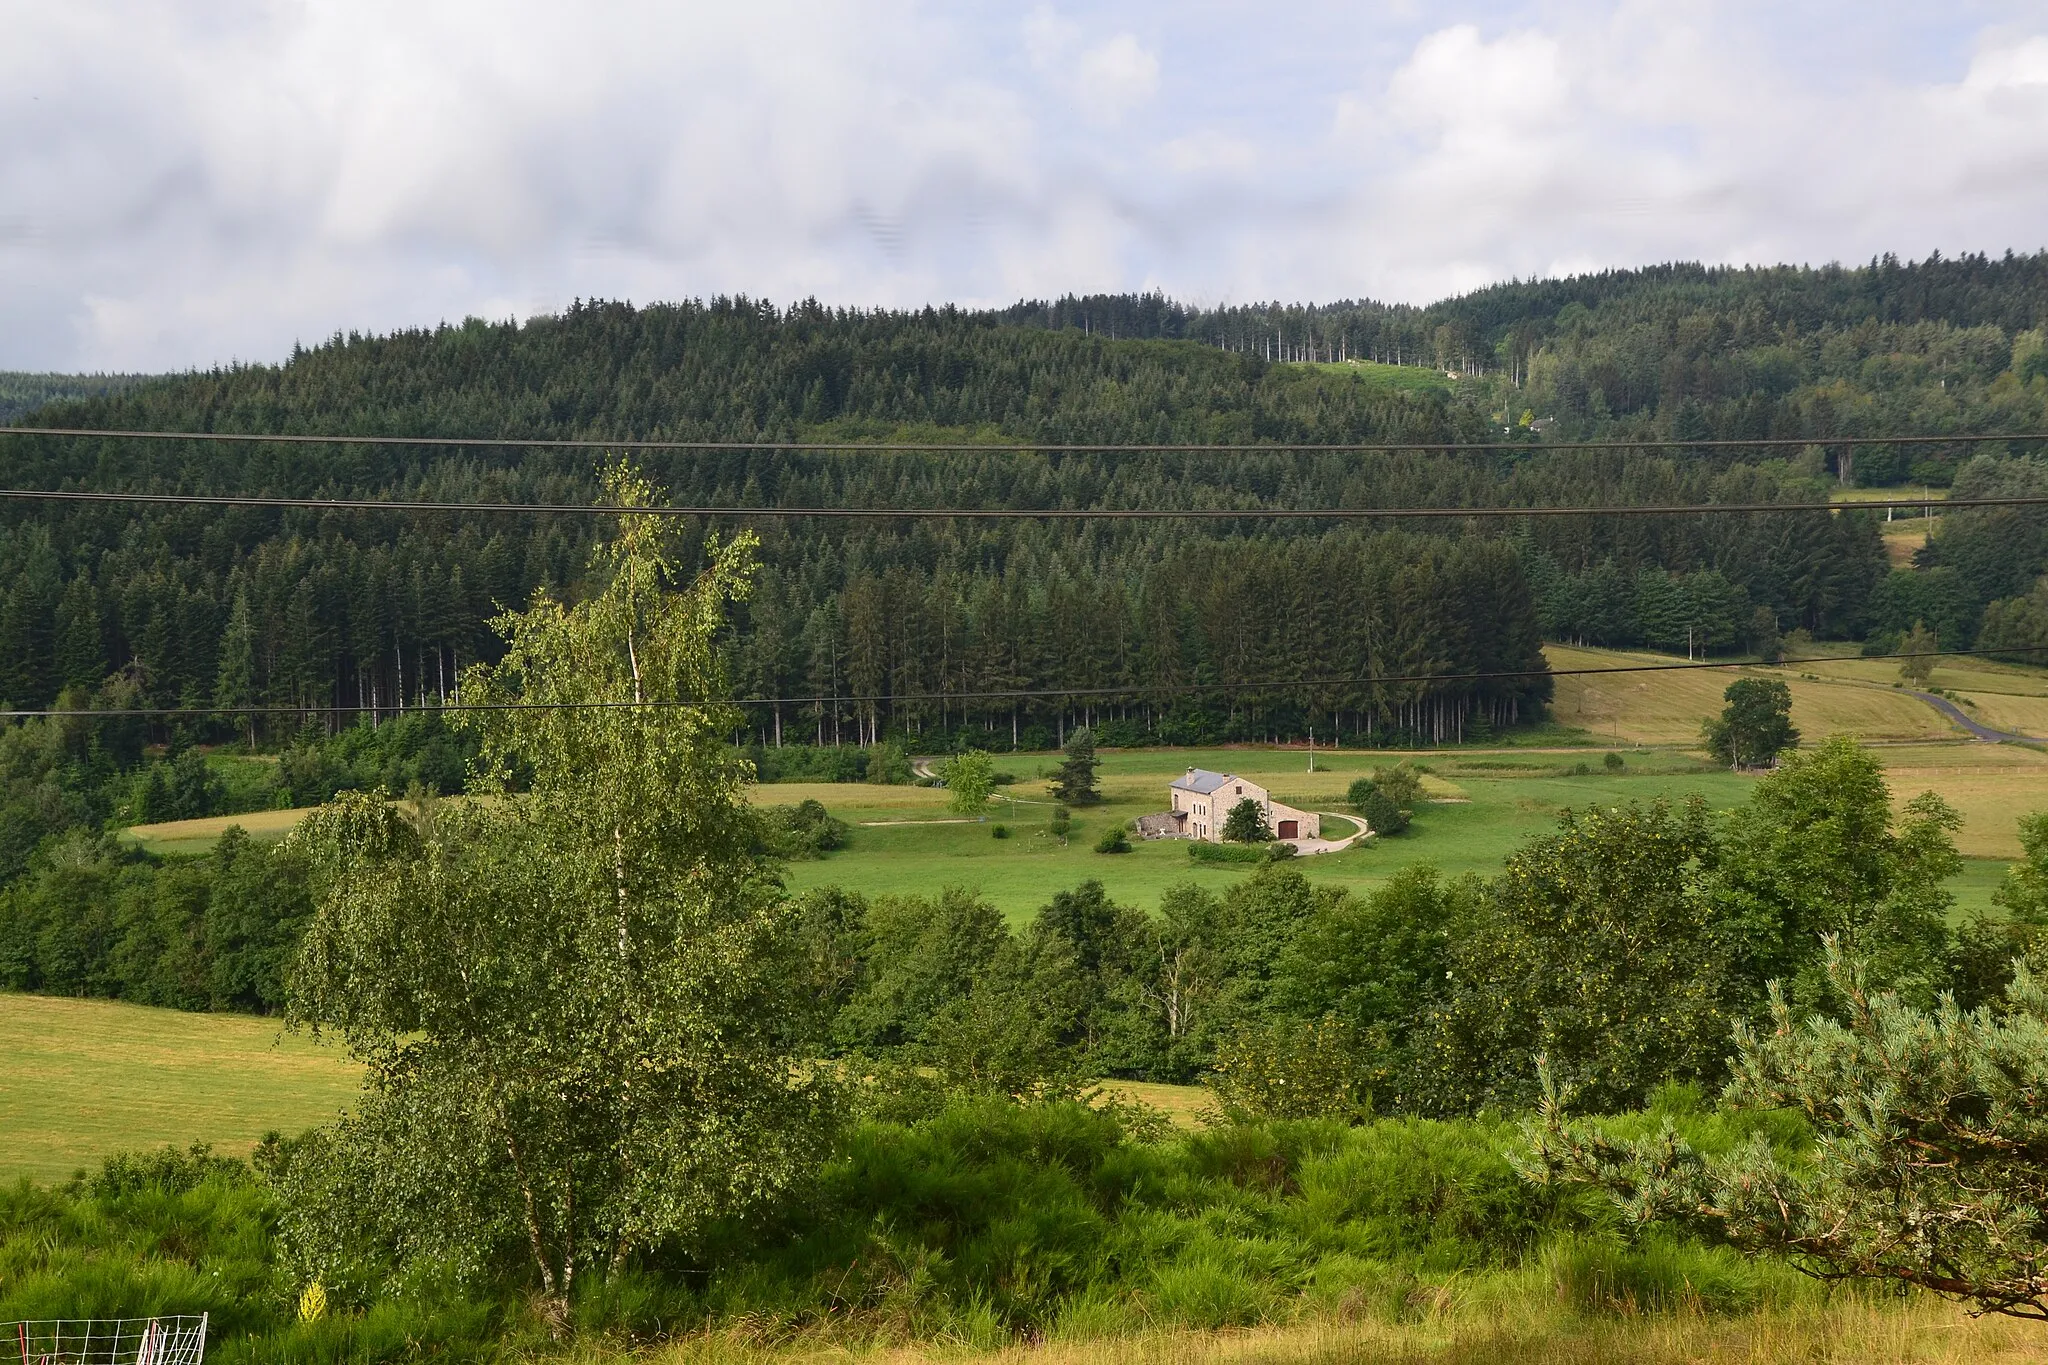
[2, 265, 2043, 760]
[1001, 252, 2048, 486]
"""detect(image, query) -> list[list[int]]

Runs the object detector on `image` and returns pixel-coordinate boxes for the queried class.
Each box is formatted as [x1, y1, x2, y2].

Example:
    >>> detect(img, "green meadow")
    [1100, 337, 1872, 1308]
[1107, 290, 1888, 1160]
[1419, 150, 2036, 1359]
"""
[775, 743, 2025, 924]
[0, 994, 362, 1182]
[120, 642, 2048, 925]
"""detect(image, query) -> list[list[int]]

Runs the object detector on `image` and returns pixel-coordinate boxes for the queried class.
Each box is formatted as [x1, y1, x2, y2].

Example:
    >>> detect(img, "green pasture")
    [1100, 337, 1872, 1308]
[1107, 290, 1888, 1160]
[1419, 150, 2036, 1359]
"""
[0, 994, 362, 1181]
[123, 739, 2035, 925]
[120, 640, 2048, 922]
[0, 991, 1221, 1180]
[775, 746, 2021, 923]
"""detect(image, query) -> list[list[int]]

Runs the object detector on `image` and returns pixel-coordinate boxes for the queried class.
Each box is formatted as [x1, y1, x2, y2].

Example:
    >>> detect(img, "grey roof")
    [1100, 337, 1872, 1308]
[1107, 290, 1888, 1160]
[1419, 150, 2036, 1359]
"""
[1170, 768, 1234, 794]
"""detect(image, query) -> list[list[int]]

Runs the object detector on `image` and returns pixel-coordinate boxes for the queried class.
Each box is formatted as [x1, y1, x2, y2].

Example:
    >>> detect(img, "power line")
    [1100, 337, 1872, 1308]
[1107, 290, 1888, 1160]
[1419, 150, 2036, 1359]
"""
[0, 487, 2034, 520]
[8, 645, 2043, 719]
[4, 425, 2046, 454]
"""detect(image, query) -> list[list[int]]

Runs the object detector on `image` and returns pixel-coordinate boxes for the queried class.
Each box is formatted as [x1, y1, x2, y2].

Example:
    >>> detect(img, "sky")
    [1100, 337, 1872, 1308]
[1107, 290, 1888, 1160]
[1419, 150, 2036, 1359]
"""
[4, 1, 2048, 373]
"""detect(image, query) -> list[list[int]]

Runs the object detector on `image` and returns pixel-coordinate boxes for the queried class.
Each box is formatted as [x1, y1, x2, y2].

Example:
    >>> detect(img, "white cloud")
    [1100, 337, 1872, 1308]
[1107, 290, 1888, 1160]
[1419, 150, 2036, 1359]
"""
[1319, 12, 2048, 304]
[1077, 34, 1161, 116]
[1022, 8, 1159, 122]
[2, 3, 2047, 371]
[1161, 131, 1259, 176]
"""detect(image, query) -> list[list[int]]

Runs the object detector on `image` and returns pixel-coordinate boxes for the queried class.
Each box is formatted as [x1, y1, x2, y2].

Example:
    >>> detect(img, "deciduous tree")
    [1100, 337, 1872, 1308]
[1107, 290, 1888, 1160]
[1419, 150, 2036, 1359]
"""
[1703, 677, 1799, 770]
[1709, 736, 1959, 1007]
[1898, 620, 1939, 686]
[278, 467, 835, 1328]
[1221, 797, 1271, 843]
[942, 750, 996, 814]
[1419, 799, 1733, 1114]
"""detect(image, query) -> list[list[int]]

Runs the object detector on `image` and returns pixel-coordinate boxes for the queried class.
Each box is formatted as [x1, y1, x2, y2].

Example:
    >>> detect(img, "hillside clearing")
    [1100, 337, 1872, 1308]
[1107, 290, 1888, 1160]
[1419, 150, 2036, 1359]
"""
[116, 804, 318, 856]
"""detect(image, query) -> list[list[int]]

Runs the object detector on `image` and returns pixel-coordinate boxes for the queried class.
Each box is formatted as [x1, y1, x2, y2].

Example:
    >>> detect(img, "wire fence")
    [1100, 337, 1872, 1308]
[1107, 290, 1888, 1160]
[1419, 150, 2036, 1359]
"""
[7, 1318, 207, 1365]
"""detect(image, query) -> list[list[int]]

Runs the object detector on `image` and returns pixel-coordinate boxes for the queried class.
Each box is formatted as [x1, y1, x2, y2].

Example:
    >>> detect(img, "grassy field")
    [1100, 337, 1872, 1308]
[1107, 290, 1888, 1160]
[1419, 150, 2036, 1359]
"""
[1879, 518, 1936, 566]
[119, 803, 320, 856]
[0, 994, 362, 1181]
[647, 1298, 2048, 1365]
[1546, 643, 1951, 746]
[1785, 651, 2048, 740]
[1829, 486, 1949, 503]
[120, 644, 2048, 919]
[1299, 358, 1455, 393]
[769, 743, 2033, 921]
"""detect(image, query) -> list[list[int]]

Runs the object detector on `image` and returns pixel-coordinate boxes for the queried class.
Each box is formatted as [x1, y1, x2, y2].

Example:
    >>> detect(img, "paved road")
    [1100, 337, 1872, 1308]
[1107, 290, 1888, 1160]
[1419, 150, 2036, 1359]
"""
[1907, 689, 2036, 744]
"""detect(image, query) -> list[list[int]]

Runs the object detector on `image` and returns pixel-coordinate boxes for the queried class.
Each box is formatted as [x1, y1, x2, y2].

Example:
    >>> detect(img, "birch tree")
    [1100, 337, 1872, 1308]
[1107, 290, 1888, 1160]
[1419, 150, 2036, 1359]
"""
[278, 465, 836, 1329]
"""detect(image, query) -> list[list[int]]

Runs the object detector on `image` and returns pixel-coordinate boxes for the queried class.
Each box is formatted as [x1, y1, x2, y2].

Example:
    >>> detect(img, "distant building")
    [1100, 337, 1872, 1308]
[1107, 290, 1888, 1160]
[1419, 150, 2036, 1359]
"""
[1165, 768, 1320, 843]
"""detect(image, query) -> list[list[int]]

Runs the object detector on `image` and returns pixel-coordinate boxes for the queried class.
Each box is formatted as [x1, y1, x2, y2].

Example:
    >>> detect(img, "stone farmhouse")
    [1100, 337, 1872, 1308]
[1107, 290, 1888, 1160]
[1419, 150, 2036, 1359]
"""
[1156, 768, 1321, 843]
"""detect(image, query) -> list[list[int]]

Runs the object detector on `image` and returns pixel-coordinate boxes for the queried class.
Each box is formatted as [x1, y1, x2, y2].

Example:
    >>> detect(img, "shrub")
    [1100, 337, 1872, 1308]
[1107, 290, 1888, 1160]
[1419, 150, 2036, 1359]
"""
[763, 799, 849, 858]
[1210, 1016, 1367, 1121]
[942, 750, 998, 813]
[991, 823, 1010, 839]
[1094, 826, 1131, 854]
[1371, 763, 1424, 809]
[1353, 784, 1408, 836]
[865, 740, 913, 785]
[747, 741, 865, 784]
[1603, 752, 1625, 771]
[1266, 841, 1296, 861]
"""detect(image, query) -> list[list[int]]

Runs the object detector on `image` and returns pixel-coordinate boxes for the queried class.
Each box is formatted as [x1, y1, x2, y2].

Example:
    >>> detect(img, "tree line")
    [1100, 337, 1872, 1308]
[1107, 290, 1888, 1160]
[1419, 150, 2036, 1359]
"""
[0, 293, 1915, 744]
[6, 285, 2045, 761]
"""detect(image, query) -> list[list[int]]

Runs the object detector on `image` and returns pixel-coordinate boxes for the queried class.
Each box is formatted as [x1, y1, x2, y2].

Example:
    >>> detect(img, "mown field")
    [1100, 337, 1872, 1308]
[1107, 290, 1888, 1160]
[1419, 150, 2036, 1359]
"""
[770, 749, 1750, 921]
[1545, 642, 1955, 745]
[0, 994, 362, 1181]
[1298, 357, 1457, 394]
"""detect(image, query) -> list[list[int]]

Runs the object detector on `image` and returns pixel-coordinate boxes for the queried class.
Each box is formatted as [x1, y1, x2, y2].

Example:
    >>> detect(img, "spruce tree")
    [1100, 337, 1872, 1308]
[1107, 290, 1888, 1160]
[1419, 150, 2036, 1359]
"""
[53, 574, 104, 692]
[215, 589, 257, 746]
[1050, 726, 1100, 804]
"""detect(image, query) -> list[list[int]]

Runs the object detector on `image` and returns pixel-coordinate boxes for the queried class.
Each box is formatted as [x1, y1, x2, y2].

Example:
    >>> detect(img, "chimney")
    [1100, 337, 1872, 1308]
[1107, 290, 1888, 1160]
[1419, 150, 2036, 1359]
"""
[1186, 767, 1196, 781]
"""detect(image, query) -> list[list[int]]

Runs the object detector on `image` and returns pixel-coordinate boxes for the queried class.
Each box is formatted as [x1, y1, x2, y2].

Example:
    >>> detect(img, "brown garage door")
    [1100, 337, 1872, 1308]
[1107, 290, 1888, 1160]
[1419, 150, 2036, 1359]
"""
[1276, 819, 1298, 839]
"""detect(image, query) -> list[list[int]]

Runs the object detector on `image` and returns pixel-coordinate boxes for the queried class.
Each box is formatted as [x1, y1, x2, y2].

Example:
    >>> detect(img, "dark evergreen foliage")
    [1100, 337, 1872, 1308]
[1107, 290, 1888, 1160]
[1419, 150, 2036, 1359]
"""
[4, 287, 1955, 758]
